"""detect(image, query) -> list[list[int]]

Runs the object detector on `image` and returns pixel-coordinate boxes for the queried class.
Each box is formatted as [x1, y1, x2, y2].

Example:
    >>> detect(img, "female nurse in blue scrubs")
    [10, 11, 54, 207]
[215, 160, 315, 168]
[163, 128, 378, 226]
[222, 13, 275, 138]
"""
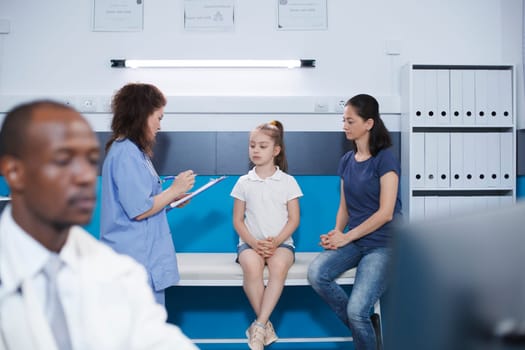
[100, 83, 196, 306]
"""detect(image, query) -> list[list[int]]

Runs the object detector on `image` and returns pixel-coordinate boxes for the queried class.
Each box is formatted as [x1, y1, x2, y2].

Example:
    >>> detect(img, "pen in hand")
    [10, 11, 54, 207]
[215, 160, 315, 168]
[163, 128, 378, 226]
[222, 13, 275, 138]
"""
[162, 174, 197, 182]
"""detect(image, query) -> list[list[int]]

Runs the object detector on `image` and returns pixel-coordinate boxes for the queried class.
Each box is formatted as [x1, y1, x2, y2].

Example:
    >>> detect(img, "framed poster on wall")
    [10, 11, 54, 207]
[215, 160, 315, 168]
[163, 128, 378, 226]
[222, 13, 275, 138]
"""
[92, 0, 143, 32]
[277, 0, 327, 30]
[184, 0, 235, 32]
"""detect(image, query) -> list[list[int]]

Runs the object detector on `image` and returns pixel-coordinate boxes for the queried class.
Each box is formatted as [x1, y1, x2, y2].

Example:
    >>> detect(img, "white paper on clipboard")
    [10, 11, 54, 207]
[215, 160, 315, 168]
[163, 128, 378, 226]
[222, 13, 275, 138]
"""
[169, 176, 227, 208]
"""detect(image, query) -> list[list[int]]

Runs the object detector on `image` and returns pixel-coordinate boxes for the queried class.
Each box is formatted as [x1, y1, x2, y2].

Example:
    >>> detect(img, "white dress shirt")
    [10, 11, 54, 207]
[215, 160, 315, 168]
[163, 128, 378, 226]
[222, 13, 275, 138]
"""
[0, 205, 198, 350]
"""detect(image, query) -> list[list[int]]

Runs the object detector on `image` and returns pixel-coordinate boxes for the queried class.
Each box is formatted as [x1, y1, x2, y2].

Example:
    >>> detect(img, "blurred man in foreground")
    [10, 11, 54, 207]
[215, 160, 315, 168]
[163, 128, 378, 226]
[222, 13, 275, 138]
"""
[0, 100, 198, 350]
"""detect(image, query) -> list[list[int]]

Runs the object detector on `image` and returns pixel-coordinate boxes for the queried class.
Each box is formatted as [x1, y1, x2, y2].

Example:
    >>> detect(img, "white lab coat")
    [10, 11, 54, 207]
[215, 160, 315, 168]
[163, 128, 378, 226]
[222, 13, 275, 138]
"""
[0, 208, 198, 350]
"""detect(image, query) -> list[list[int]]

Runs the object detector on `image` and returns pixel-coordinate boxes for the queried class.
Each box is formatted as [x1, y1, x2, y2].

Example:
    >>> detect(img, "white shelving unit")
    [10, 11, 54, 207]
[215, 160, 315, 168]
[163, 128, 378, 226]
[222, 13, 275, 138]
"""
[401, 64, 516, 221]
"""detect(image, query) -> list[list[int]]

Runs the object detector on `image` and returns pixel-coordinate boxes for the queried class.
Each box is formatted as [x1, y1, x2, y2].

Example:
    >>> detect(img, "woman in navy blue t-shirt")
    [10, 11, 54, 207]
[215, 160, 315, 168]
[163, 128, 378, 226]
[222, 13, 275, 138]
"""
[308, 94, 402, 350]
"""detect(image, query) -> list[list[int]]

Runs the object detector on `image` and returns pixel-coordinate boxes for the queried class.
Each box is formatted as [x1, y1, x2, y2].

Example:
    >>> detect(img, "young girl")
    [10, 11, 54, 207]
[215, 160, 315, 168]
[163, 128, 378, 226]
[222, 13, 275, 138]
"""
[231, 120, 303, 350]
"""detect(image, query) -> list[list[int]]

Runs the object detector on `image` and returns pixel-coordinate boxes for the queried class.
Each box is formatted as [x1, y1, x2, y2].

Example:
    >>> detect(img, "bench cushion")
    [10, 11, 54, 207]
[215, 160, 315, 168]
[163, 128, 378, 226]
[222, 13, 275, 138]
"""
[176, 252, 356, 286]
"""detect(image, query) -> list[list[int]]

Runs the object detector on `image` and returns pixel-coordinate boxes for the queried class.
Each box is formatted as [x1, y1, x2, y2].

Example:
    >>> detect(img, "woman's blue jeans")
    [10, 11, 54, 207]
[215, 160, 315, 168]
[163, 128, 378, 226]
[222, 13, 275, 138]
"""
[307, 243, 391, 350]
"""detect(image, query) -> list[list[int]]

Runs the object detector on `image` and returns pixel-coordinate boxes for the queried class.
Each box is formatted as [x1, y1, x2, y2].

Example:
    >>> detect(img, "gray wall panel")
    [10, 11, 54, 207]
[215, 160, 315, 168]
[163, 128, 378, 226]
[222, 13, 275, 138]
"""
[95, 131, 402, 176]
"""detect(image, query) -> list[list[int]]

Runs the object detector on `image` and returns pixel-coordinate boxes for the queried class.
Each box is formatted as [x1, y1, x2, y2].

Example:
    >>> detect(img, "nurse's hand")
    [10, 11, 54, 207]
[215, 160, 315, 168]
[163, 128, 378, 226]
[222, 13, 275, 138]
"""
[171, 193, 192, 208]
[171, 170, 195, 196]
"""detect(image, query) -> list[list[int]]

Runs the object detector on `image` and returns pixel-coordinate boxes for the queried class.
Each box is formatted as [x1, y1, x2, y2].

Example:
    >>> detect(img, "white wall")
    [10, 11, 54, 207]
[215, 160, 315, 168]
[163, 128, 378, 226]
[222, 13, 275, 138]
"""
[0, 0, 523, 125]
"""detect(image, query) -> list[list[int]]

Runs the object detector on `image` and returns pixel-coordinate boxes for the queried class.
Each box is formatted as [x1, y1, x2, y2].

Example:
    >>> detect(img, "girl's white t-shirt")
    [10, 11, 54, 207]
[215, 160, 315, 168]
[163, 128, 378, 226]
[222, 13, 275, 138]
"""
[230, 167, 303, 247]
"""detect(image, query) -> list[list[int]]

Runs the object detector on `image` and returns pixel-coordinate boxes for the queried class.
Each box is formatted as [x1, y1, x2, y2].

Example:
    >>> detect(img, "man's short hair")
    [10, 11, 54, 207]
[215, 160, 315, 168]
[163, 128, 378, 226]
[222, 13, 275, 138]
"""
[0, 100, 76, 159]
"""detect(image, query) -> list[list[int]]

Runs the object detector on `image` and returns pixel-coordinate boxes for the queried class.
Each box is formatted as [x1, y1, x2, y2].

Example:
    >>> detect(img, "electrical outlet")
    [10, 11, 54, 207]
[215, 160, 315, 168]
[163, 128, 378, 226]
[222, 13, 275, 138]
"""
[334, 99, 346, 113]
[80, 97, 97, 112]
[314, 101, 329, 113]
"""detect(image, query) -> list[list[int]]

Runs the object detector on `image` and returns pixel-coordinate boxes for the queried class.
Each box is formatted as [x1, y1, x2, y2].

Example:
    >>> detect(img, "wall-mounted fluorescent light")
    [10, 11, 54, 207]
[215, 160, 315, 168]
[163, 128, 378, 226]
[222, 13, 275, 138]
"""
[110, 59, 315, 69]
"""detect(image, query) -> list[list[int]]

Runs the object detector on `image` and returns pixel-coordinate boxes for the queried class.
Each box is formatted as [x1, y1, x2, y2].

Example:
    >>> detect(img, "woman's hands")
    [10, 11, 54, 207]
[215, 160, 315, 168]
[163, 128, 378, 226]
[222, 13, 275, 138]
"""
[320, 229, 351, 250]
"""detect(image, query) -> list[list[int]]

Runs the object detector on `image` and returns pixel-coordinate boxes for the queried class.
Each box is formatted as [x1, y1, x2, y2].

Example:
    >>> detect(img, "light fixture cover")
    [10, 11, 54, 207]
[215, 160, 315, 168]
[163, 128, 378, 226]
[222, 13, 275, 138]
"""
[110, 59, 315, 69]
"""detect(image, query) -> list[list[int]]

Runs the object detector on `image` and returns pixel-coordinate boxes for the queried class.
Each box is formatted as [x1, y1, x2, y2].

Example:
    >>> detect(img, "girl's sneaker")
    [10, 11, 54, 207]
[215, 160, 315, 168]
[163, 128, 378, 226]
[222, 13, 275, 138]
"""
[246, 322, 265, 350]
[264, 321, 278, 345]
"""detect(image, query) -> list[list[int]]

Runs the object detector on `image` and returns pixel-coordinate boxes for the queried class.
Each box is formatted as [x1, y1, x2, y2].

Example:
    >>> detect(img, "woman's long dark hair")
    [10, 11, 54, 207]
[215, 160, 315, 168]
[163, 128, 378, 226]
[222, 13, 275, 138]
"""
[105, 83, 166, 156]
[346, 94, 392, 156]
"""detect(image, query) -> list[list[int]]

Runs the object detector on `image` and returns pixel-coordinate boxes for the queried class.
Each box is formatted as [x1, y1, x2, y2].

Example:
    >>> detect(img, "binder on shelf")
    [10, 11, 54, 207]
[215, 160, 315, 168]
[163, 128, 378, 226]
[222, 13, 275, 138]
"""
[436, 69, 450, 125]
[424, 196, 438, 219]
[437, 196, 450, 217]
[474, 132, 488, 188]
[462, 70, 476, 126]
[436, 132, 450, 188]
[485, 132, 500, 187]
[474, 196, 489, 210]
[500, 195, 513, 207]
[499, 69, 513, 125]
[424, 132, 438, 188]
[449, 196, 467, 216]
[450, 132, 464, 188]
[486, 196, 500, 209]
[500, 132, 514, 187]
[475, 70, 489, 125]
[411, 196, 425, 221]
[412, 69, 426, 125]
[486, 70, 500, 126]
[449, 70, 463, 125]
[423, 70, 438, 125]
[462, 132, 476, 188]
[411, 132, 425, 188]
[436, 70, 450, 125]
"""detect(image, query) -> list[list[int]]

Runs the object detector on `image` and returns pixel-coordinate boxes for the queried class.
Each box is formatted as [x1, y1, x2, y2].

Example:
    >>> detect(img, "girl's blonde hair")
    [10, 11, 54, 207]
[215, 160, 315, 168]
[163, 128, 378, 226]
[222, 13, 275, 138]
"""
[253, 120, 288, 172]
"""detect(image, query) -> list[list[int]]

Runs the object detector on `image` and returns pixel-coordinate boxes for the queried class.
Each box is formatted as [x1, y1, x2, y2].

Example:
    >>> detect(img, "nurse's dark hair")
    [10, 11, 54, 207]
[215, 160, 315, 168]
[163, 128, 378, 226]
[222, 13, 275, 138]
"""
[106, 83, 166, 156]
[0, 100, 75, 160]
[345, 94, 392, 156]
[252, 120, 288, 173]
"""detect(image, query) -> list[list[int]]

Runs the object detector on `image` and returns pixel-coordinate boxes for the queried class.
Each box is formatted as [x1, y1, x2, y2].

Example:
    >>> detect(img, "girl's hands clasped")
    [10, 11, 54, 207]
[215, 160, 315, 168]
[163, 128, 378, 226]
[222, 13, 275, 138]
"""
[255, 237, 278, 258]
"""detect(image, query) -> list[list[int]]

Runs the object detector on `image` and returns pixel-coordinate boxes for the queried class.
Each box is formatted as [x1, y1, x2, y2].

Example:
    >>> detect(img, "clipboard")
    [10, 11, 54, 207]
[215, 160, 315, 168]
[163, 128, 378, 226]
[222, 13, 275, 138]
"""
[168, 176, 227, 209]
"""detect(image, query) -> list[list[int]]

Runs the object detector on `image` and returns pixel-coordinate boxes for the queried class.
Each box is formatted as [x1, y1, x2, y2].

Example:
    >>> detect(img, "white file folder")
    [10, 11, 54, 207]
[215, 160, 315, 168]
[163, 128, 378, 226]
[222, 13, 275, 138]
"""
[462, 70, 476, 125]
[424, 196, 438, 218]
[474, 132, 488, 188]
[449, 70, 463, 125]
[424, 133, 438, 188]
[423, 70, 438, 125]
[486, 70, 500, 126]
[436, 70, 450, 125]
[499, 195, 513, 207]
[437, 132, 450, 188]
[412, 70, 426, 125]
[411, 196, 425, 222]
[449, 196, 466, 215]
[412, 133, 425, 188]
[500, 132, 514, 187]
[475, 70, 489, 125]
[437, 196, 450, 217]
[485, 133, 500, 187]
[450, 133, 464, 188]
[499, 69, 513, 126]
[486, 196, 500, 209]
[474, 196, 489, 210]
[463, 132, 477, 188]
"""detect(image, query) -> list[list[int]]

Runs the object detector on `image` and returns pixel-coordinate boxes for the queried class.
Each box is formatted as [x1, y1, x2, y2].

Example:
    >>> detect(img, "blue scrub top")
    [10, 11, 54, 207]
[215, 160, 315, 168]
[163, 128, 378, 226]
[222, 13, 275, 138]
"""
[100, 139, 179, 291]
